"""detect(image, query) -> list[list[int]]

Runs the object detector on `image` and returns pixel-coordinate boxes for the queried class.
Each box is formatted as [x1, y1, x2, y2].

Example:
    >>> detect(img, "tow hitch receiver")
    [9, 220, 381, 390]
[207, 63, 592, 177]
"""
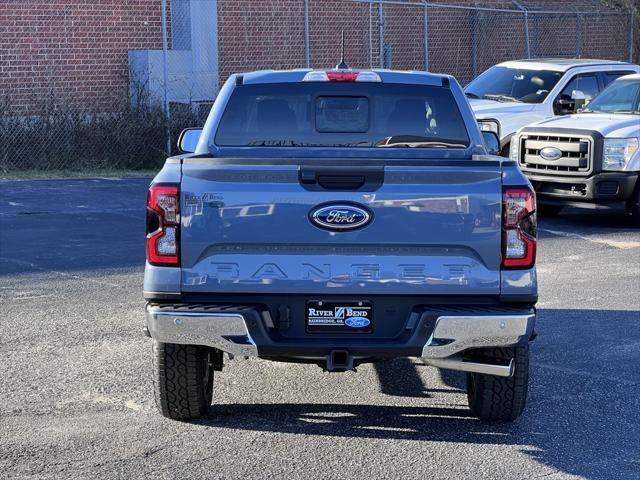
[326, 350, 354, 372]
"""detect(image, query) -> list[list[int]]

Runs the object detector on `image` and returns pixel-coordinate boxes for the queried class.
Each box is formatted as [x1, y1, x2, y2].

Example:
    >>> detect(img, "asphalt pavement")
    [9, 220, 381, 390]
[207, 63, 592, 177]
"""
[1, 177, 639, 480]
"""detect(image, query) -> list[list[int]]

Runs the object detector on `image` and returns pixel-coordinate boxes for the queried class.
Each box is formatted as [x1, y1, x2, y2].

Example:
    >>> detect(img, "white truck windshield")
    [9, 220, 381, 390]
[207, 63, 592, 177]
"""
[465, 67, 564, 104]
[583, 79, 640, 114]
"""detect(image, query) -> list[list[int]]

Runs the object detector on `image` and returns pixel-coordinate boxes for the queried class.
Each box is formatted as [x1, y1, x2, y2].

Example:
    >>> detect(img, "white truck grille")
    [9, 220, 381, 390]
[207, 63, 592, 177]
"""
[519, 134, 592, 175]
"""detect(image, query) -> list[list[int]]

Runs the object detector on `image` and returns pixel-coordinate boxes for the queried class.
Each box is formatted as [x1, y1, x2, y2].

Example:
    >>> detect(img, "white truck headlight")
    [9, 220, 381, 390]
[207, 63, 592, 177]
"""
[603, 138, 639, 171]
[510, 138, 519, 161]
[479, 120, 500, 139]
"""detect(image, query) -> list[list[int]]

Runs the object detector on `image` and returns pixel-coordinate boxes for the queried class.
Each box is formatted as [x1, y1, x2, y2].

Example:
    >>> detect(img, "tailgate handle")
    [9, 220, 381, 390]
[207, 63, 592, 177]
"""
[317, 175, 365, 190]
[299, 167, 383, 191]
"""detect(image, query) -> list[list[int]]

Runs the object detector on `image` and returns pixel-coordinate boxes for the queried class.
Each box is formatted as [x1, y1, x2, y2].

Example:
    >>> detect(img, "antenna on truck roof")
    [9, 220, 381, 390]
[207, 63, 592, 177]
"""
[335, 30, 349, 70]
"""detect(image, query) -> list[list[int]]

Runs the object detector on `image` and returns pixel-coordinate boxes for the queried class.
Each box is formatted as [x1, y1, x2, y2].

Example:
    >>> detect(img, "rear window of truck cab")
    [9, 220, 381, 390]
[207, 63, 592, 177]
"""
[214, 83, 470, 148]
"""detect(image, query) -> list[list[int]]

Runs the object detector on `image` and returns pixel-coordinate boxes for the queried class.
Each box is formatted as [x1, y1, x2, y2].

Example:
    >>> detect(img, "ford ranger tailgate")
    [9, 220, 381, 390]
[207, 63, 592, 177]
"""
[180, 160, 502, 295]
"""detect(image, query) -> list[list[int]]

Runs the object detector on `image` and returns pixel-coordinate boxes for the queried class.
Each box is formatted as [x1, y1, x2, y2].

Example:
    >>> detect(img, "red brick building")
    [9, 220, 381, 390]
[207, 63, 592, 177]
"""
[0, 0, 635, 114]
[0, 1, 164, 111]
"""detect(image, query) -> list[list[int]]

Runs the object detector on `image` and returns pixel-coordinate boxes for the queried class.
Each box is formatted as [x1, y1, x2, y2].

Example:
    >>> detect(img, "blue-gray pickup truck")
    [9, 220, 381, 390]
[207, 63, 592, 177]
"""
[143, 68, 538, 422]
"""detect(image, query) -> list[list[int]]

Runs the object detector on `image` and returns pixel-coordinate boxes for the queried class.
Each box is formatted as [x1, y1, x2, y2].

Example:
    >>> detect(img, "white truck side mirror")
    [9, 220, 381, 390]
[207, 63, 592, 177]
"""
[571, 90, 587, 111]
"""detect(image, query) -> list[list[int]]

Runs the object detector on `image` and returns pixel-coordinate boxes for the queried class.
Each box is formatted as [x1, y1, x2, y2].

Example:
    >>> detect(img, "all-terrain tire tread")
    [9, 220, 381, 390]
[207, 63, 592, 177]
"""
[467, 345, 529, 422]
[152, 341, 212, 420]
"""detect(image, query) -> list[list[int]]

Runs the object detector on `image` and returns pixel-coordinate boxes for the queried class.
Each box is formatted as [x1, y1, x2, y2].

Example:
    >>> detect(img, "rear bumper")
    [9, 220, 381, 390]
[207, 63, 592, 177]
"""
[146, 305, 259, 357]
[527, 171, 638, 208]
[146, 303, 535, 361]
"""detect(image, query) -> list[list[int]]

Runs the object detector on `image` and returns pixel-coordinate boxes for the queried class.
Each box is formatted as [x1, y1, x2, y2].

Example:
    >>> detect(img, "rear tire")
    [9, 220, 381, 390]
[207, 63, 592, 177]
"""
[152, 341, 214, 420]
[539, 204, 564, 217]
[466, 345, 529, 422]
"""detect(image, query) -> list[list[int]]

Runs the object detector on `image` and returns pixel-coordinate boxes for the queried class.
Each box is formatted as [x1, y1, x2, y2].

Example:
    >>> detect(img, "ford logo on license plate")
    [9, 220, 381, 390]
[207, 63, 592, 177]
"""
[345, 316, 371, 328]
[309, 203, 372, 231]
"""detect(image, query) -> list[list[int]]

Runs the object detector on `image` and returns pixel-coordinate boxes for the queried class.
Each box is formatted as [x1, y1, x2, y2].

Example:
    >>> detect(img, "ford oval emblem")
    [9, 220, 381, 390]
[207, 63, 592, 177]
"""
[310, 203, 372, 231]
[539, 146, 563, 161]
[345, 317, 370, 328]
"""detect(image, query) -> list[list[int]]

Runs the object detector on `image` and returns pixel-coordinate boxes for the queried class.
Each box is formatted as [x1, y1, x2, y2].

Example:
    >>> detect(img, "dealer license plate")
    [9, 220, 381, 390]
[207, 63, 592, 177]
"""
[305, 300, 373, 333]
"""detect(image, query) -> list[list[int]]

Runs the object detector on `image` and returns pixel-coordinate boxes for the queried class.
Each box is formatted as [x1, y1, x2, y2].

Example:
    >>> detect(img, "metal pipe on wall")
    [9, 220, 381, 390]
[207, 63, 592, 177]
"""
[304, 0, 310, 68]
[378, 0, 384, 68]
[423, 2, 429, 71]
[160, 0, 171, 155]
[630, 13, 635, 63]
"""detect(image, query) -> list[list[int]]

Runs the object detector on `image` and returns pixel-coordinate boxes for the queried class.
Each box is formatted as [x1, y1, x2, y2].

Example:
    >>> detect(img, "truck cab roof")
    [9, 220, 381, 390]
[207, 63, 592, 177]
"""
[239, 68, 450, 87]
[497, 58, 636, 72]
[618, 73, 640, 81]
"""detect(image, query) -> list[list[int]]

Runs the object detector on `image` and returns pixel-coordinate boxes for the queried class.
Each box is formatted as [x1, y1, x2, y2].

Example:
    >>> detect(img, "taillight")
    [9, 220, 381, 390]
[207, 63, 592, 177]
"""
[146, 184, 179, 266]
[502, 187, 536, 269]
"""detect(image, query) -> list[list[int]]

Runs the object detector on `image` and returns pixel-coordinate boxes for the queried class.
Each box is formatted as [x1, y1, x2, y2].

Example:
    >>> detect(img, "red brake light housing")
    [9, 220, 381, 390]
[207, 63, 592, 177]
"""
[326, 71, 360, 82]
[302, 70, 382, 82]
[502, 187, 537, 269]
[146, 184, 180, 266]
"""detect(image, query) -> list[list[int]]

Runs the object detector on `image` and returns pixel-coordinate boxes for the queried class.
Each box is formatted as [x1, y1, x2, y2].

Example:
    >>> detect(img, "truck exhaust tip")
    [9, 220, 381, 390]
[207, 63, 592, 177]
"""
[424, 356, 515, 377]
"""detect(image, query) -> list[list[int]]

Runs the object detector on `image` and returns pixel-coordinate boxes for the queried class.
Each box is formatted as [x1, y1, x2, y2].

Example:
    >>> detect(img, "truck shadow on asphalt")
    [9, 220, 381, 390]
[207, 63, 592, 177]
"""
[541, 208, 640, 231]
[194, 308, 639, 480]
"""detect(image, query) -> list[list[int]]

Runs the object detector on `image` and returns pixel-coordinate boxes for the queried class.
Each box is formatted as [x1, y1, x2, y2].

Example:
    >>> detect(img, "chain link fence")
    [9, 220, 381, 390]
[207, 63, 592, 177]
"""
[335, 1, 634, 85]
[0, 0, 636, 174]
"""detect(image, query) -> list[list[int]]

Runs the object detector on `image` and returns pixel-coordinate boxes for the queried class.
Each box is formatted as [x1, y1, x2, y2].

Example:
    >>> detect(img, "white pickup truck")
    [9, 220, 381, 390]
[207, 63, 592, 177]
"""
[464, 59, 640, 156]
[511, 74, 640, 222]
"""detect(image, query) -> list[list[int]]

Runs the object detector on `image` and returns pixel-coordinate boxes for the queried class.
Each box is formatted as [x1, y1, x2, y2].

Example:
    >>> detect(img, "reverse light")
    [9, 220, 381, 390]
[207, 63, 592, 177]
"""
[302, 70, 382, 82]
[146, 185, 180, 266]
[603, 138, 639, 171]
[502, 187, 537, 269]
